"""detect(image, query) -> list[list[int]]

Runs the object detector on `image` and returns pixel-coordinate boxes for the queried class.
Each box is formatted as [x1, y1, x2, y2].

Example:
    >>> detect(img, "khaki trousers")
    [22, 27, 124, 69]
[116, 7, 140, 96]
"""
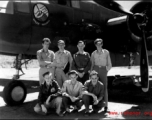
[55, 68, 68, 88]
[82, 95, 105, 111]
[34, 97, 62, 115]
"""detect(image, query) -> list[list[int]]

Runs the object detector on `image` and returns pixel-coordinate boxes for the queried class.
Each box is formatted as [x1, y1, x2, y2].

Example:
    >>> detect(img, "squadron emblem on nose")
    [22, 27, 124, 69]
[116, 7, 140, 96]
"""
[33, 3, 50, 25]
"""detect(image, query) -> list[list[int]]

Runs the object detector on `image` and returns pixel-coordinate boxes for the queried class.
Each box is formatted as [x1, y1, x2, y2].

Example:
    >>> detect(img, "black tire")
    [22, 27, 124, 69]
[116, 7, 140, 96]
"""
[108, 76, 115, 89]
[3, 80, 27, 106]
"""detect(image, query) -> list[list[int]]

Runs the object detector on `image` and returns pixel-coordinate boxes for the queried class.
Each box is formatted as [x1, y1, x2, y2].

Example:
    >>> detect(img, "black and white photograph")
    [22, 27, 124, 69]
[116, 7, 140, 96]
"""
[0, 0, 152, 119]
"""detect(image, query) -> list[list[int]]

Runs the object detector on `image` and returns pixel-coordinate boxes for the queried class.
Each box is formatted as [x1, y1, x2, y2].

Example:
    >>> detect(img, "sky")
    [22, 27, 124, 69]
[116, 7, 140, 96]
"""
[116, 1, 140, 10]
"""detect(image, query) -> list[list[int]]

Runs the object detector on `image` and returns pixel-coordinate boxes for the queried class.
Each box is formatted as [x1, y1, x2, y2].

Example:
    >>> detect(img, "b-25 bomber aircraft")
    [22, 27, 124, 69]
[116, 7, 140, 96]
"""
[0, 0, 152, 106]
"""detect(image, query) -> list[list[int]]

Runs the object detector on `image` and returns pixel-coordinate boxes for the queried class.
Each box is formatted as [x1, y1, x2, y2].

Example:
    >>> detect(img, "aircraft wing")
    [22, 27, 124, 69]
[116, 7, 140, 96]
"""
[107, 15, 127, 26]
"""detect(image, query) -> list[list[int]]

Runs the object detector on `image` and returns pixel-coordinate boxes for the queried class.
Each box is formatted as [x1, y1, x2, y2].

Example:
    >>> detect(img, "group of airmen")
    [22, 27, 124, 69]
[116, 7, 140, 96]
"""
[34, 37, 112, 116]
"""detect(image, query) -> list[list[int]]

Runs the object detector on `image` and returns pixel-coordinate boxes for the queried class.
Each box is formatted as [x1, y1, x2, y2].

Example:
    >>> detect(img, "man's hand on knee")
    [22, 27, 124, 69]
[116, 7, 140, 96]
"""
[41, 105, 47, 113]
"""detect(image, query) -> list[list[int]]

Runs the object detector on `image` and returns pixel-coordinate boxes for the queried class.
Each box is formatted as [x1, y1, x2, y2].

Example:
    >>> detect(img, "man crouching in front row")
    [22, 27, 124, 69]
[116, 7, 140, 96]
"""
[34, 72, 63, 116]
[82, 70, 105, 116]
[61, 70, 84, 114]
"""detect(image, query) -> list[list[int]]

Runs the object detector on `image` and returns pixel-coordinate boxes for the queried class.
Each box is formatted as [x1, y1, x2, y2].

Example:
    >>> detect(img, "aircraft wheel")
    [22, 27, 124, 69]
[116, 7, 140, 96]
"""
[3, 80, 27, 106]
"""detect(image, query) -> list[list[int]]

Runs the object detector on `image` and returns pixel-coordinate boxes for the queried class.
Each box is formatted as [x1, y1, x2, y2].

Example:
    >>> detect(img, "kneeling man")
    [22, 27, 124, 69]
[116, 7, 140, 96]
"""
[82, 70, 105, 116]
[61, 70, 83, 113]
[34, 72, 63, 116]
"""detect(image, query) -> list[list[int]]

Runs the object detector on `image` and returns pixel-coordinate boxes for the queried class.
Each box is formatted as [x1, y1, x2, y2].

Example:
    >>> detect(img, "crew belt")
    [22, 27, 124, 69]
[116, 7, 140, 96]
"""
[56, 66, 64, 70]
[95, 65, 106, 68]
[40, 65, 53, 68]
[40, 65, 47, 68]
[77, 68, 84, 71]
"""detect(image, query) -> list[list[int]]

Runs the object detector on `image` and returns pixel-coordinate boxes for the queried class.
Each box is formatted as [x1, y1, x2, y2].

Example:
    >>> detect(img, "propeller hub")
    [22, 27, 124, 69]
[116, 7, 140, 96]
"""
[133, 13, 147, 25]
[127, 2, 152, 43]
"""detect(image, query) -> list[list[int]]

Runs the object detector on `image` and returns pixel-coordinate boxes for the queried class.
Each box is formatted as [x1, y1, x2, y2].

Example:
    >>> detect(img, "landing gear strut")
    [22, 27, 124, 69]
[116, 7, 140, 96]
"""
[3, 54, 27, 106]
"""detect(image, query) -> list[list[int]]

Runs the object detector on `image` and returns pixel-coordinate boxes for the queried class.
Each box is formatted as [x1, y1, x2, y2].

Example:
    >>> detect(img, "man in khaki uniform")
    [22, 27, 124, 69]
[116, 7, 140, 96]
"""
[61, 70, 83, 114]
[37, 38, 55, 85]
[54, 40, 73, 88]
[91, 38, 112, 112]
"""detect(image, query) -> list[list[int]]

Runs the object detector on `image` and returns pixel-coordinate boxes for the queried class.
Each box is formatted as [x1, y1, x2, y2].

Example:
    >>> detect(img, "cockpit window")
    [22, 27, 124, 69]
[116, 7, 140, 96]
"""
[14, 1, 30, 13]
[58, 0, 71, 7]
[49, 0, 79, 8]
[0, 1, 14, 14]
[49, 0, 58, 4]
[71, 1, 80, 8]
[58, 0, 66, 5]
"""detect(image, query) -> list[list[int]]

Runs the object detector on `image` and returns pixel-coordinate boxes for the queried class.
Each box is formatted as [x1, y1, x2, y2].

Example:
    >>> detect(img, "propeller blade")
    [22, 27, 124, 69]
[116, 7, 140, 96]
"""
[140, 27, 149, 92]
[93, 0, 151, 92]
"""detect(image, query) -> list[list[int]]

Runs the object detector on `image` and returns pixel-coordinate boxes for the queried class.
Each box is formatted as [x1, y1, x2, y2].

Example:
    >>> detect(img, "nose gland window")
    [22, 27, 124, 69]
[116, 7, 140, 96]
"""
[15, 2, 30, 13]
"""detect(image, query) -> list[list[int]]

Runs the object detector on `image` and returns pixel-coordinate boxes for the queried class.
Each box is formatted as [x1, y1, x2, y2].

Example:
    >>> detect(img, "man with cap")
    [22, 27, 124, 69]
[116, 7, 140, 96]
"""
[82, 70, 105, 116]
[34, 72, 63, 116]
[53, 40, 73, 88]
[90, 38, 112, 112]
[71, 40, 91, 84]
[61, 70, 83, 114]
[37, 38, 55, 85]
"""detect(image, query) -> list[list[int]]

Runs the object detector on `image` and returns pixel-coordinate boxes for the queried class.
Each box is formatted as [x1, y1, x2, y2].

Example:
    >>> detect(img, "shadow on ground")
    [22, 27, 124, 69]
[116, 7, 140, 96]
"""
[1, 79, 152, 119]
[108, 82, 152, 119]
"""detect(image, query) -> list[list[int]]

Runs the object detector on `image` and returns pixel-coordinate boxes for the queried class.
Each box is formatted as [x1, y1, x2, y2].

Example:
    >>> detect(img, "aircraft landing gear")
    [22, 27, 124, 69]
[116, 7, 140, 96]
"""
[3, 54, 27, 106]
[3, 80, 27, 106]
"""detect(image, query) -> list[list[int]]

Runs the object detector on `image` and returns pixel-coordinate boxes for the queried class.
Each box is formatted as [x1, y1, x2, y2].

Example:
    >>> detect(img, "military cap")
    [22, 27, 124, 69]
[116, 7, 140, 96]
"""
[94, 38, 103, 45]
[42, 38, 51, 44]
[58, 40, 65, 44]
[68, 70, 78, 76]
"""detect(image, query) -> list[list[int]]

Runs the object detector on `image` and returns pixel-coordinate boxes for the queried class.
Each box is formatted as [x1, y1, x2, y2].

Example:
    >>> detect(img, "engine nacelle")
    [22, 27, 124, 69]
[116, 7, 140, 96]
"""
[127, 2, 152, 50]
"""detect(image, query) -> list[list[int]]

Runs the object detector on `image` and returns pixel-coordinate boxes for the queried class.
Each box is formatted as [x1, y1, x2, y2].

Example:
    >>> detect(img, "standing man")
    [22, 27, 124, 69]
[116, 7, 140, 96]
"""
[54, 40, 73, 88]
[37, 38, 55, 85]
[61, 70, 83, 114]
[91, 38, 112, 112]
[34, 72, 63, 116]
[72, 41, 91, 84]
[82, 70, 105, 116]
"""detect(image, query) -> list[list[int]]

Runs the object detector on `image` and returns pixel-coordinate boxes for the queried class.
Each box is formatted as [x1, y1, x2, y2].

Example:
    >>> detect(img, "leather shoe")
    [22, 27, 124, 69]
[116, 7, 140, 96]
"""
[84, 111, 90, 116]
[57, 112, 64, 117]
[104, 107, 108, 112]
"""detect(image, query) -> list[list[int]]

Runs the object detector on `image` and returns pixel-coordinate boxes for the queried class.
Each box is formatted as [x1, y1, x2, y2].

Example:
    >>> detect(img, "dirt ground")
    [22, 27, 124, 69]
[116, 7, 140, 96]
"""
[0, 67, 152, 119]
[0, 55, 152, 119]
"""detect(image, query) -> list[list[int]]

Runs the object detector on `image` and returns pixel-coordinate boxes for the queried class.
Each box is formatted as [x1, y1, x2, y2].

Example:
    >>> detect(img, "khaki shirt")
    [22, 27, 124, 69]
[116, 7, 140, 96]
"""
[62, 80, 83, 97]
[91, 49, 112, 71]
[37, 49, 55, 67]
[54, 50, 73, 68]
